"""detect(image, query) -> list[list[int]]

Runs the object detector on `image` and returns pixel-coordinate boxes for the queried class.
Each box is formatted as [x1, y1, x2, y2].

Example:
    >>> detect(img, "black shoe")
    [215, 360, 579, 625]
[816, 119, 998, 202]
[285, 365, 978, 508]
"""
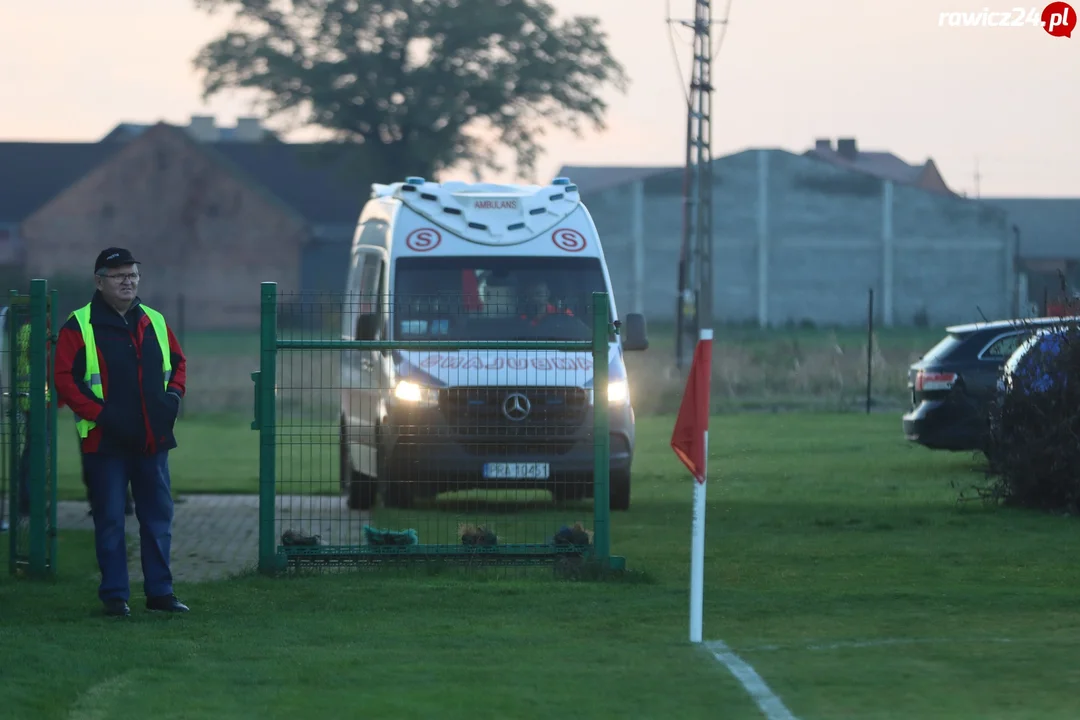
[103, 599, 131, 617]
[146, 594, 189, 613]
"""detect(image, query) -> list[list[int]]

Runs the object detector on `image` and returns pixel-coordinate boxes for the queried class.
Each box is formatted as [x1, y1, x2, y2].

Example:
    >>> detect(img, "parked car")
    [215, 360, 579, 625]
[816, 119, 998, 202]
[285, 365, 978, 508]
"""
[999, 326, 1075, 396]
[902, 317, 1080, 451]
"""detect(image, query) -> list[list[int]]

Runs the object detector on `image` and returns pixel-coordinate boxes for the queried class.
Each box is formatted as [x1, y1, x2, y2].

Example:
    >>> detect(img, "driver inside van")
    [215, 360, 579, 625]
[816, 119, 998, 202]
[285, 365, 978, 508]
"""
[519, 280, 573, 325]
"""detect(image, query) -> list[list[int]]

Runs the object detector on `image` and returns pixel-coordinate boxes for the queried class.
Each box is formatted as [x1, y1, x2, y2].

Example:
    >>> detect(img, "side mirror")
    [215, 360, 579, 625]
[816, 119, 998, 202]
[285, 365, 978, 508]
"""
[621, 313, 649, 351]
[354, 313, 380, 341]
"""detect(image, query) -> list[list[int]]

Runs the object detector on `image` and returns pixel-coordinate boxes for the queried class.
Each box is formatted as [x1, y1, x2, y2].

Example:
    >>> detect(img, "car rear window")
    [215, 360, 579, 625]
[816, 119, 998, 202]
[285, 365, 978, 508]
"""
[921, 333, 966, 363]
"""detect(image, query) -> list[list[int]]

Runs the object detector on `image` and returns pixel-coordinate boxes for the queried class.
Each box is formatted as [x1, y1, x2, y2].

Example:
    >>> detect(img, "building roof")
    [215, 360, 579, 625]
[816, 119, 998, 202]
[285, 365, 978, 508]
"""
[984, 198, 1080, 260]
[101, 117, 280, 144]
[554, 138, 953, 197]
[803, 138, 953, 194]
[207, 141, 370, 224]
[0, 128, 371, 227]
[553, 164, 678, 195]
[807, 147, 925, 184]
[0, 142, 123, 222]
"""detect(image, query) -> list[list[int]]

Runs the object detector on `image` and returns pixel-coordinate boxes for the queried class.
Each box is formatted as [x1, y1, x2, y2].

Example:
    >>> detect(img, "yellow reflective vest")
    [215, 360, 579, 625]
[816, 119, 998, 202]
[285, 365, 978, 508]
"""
[69, 303, 172, 439]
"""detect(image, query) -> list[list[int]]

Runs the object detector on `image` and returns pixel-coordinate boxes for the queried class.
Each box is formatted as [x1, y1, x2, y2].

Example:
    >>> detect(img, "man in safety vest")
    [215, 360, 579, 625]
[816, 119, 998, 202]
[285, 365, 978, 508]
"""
[54, 248, 189, 618]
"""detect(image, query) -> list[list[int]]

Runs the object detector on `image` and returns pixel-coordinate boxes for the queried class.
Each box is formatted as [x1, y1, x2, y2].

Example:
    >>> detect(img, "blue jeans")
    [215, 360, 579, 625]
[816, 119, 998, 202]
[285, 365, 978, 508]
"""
[84, 451, 174, 602]
[81, 427, 133, 516]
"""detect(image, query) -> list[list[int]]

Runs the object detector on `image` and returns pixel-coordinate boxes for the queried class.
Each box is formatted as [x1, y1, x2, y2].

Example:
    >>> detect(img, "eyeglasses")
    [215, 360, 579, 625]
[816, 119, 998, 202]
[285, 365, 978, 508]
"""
[103, 273, 139, 282]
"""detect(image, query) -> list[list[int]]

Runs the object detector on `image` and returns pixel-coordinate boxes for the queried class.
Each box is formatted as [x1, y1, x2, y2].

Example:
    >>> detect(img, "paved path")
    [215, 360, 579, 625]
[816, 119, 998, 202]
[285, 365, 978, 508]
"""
[56, 494, 370, 583]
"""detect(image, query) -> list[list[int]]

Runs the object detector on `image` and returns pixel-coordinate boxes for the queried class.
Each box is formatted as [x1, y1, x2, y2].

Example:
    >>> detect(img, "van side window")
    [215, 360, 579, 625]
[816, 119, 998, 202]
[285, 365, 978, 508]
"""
[343, 221, 388, 337]
[358, 252, 383, 315]
[342, 250, 363, 339]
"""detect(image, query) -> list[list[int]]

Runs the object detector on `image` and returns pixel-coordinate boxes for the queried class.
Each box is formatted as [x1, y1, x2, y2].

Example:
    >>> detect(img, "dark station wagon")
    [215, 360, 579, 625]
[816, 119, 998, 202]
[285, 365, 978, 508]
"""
[902, 317, 1079, 452]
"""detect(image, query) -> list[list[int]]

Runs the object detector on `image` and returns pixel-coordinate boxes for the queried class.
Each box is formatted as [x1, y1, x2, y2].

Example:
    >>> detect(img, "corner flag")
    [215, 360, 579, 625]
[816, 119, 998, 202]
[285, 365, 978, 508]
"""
[671, 328, 712, 643]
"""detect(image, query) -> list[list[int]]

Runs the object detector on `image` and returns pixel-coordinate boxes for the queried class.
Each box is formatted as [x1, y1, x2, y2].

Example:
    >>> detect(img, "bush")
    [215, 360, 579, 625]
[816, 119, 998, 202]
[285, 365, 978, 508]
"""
[980, 318, 1080, 514]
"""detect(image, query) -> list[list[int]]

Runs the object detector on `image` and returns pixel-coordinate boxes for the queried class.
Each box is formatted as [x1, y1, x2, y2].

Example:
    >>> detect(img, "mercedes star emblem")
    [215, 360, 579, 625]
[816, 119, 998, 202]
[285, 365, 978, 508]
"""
[502, 392, 532, 421]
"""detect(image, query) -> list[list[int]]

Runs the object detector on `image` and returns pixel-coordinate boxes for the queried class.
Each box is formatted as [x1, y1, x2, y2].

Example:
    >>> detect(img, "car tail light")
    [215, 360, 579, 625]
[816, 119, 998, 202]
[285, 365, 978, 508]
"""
[915, 370, 958, 392]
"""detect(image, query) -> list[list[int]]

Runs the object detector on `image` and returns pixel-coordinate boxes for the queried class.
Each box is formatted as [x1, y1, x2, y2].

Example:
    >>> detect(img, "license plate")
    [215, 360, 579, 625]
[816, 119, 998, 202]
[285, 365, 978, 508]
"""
[483, 462, 550, 479]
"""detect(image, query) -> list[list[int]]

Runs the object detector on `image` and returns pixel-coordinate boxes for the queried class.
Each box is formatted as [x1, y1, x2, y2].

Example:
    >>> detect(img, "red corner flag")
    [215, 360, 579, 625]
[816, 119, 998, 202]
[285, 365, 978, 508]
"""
[671, 331, 712, 483]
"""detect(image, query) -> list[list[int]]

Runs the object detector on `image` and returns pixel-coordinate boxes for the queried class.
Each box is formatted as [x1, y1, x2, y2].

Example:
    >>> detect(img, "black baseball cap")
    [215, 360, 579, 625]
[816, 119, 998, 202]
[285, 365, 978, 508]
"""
[95, 247, 140, 273]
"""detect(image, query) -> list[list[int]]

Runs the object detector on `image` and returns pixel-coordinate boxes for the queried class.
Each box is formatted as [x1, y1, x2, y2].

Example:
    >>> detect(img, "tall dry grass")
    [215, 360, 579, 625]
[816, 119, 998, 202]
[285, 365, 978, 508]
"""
[624, 328, 930, 415]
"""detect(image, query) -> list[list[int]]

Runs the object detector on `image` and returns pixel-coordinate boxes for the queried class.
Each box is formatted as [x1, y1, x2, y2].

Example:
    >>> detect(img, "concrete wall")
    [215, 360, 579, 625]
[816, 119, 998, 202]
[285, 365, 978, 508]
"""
[585, 149, 1014, 327]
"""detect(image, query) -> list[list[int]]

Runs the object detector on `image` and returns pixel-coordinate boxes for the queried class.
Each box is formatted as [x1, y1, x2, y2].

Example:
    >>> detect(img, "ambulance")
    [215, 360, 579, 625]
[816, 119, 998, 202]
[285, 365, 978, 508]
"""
[339, 176, 648, 512]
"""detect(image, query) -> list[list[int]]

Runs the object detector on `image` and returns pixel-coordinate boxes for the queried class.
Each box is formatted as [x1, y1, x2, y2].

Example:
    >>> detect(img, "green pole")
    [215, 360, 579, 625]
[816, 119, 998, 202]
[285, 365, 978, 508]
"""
[257, 282, 278, 574]
[28, 279, 47, 577]
[6, 289, 17, 575]
[592, 292, 611, 562]
[48, 289, 58, 574]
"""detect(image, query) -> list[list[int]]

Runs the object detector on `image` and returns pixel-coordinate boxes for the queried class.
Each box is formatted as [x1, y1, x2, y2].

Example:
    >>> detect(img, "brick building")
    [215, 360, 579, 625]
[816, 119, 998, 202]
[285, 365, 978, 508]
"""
[0, 117, 371, 330]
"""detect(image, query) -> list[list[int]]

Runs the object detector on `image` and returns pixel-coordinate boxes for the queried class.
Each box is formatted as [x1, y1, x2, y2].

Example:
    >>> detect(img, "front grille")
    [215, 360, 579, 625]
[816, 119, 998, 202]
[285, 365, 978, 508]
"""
[439, 386, 588, 448]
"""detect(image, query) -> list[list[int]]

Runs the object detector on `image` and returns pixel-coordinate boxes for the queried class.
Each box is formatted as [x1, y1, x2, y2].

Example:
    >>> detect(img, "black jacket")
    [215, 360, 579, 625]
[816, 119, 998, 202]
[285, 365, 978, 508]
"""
[54, 292, 187, 455]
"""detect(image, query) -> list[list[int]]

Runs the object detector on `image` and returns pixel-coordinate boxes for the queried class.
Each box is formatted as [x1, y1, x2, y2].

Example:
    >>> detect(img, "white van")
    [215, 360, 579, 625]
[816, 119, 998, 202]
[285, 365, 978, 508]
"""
[338, 176, 648, 512]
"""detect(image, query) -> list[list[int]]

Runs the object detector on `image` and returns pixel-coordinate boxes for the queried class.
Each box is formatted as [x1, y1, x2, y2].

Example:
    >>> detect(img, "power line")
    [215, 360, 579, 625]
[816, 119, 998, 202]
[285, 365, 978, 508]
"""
[668, 0, 732, 369]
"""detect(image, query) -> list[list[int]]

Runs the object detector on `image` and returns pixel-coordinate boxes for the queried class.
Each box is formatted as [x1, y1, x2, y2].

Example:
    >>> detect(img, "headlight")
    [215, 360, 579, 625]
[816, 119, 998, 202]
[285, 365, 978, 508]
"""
[393, 380, 438, 405]
[590, 381, 629, 405]
[607, 380, 629, 405]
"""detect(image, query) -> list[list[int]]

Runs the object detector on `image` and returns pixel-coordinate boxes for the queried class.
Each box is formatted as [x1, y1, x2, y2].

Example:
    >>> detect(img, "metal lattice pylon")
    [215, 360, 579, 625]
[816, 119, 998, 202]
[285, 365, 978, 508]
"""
[675, 0, 715, 370]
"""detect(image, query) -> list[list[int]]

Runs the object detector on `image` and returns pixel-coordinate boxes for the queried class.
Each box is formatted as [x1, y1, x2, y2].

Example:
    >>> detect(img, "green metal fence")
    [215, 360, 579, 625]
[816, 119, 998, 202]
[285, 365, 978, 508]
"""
[2, 279, 59, 578]
[252, 282, 626, 574]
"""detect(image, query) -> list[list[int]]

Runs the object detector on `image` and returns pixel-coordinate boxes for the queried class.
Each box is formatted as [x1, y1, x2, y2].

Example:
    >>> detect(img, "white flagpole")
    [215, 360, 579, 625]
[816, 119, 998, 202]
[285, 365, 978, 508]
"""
[689, 328, 712, 644]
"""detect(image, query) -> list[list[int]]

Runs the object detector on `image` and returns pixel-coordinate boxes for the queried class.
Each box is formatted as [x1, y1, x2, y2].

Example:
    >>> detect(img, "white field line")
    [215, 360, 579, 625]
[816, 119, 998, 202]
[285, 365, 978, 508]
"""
[737, 637, 1021, 653]
[705, 640, 801, 720]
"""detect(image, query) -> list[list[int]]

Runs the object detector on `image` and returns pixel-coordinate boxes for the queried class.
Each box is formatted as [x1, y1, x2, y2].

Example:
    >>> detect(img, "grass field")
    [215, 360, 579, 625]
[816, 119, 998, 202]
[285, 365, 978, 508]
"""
[5, 413, 1080, 718]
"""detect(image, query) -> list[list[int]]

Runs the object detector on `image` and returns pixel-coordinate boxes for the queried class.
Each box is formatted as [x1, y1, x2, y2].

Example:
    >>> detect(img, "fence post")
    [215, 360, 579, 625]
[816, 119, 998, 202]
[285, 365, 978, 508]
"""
[48, 288, 58, 571]
[866, 288, 874, 415]
[6, 289, 17, 573]
[28, 279, 48, 577]
[0, 301, 6, 538]
[258, 282, 278, 574]
[592, 292, 611, 562]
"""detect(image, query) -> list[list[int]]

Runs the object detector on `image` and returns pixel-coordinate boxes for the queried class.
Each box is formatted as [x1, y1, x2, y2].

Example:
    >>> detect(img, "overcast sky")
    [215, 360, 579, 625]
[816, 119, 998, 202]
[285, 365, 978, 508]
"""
[2, 0, 1075, 197]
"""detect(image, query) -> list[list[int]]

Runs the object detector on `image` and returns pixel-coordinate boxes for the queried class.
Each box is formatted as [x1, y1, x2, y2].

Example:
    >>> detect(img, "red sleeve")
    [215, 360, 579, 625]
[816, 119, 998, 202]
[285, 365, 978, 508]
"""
[166, 325, 186, 397]
[54, 322, 104, 422]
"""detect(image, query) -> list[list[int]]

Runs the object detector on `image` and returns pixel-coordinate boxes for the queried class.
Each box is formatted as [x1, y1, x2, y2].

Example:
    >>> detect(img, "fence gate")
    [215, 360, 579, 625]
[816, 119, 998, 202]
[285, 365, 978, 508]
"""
[1, 279, 59, 578]
[252, 282, 626, 574]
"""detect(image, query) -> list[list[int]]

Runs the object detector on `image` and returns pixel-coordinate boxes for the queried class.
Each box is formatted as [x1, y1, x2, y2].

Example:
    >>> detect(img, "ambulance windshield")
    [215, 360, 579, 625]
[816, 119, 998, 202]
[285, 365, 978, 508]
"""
[393, 256, 609, 341]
